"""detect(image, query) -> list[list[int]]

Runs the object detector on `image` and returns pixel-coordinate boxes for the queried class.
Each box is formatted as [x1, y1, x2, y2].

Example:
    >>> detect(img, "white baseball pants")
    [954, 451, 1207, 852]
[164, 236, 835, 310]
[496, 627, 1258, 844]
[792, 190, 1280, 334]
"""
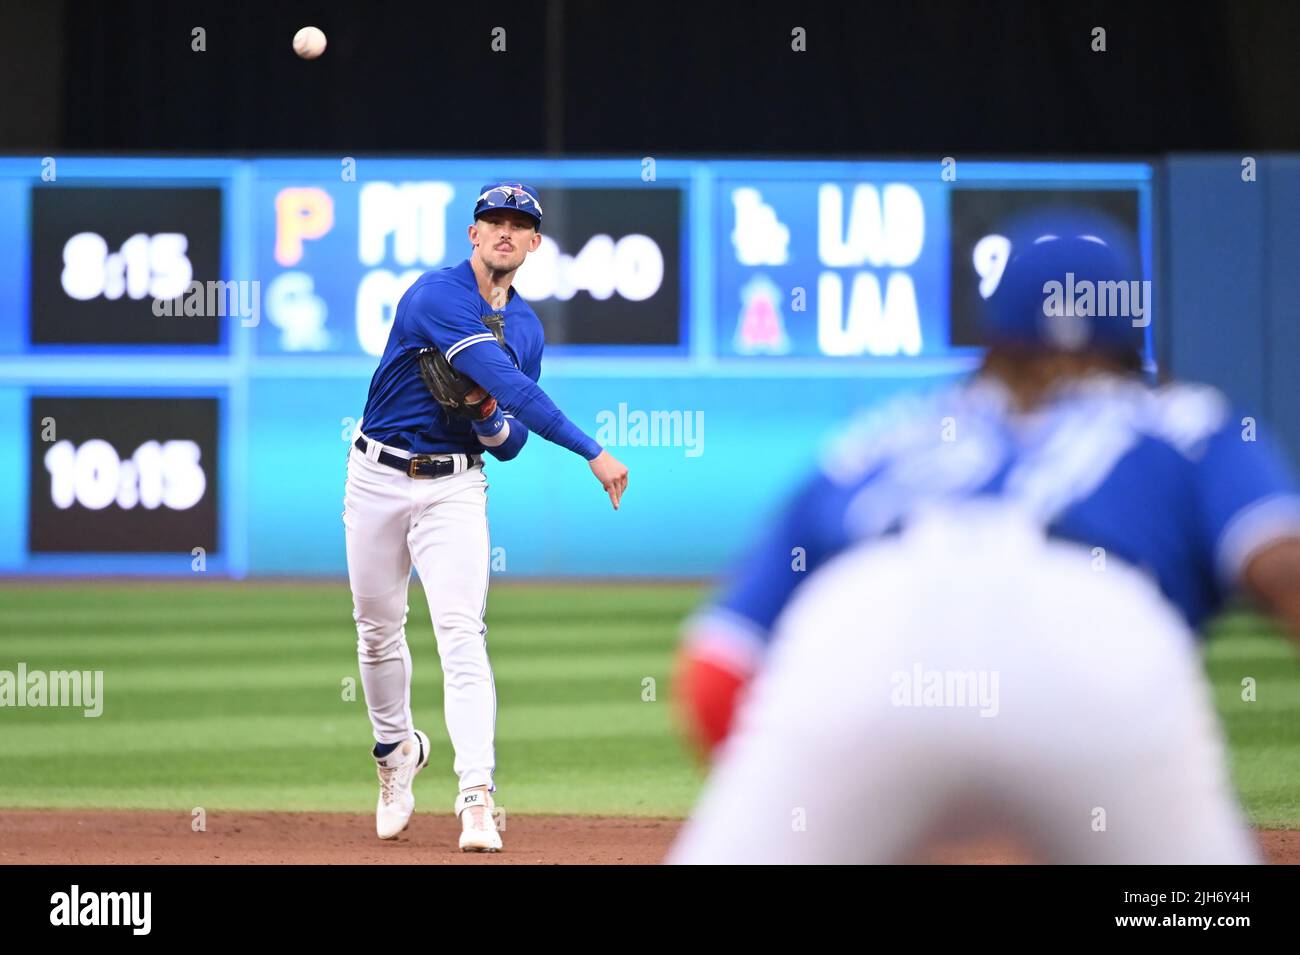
[670, 505, 1258, 865]
[343, 437, 496, 792]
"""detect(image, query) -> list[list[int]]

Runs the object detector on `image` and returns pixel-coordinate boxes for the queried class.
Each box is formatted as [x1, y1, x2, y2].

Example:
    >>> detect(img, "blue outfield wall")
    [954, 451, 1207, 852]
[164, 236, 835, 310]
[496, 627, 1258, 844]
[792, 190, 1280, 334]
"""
[1162, 156, 1300, 457]
[245, 370, 967, 575]
[245, 155, 1300, 576]
[2, 155, 1298, 578]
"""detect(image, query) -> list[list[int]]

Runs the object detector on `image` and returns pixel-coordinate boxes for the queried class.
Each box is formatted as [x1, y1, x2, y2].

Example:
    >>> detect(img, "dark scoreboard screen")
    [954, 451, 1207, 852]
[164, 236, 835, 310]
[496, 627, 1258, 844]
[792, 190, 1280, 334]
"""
[28, 396, 220, 554]
[30, 187, 224, 346]
[513, 188, 682, 346]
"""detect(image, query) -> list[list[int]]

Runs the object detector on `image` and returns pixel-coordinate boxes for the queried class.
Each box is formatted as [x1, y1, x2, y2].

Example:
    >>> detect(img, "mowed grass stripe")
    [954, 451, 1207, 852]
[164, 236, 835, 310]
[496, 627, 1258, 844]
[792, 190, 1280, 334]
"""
[0, 669, 677, 726]
[0, 653, 669, 694]
[0, 731, 701, 815]
[0, 697, 682, 757]
[0, 632, 672, 663]
[2, 612, 674, 654]
[0, 583, 699, 624]
[0, 686, 668, 723]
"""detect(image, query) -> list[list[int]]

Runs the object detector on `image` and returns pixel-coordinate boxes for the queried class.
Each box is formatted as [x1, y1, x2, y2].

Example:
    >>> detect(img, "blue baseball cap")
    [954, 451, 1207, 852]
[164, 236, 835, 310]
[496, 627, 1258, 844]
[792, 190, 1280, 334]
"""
[473, 182, 542, 226]
[979, 207, 1145, 355]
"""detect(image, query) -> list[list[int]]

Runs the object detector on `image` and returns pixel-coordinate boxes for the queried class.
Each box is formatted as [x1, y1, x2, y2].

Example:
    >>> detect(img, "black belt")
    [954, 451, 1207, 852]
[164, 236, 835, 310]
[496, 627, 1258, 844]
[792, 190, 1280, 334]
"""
[354, 437, 481, 479]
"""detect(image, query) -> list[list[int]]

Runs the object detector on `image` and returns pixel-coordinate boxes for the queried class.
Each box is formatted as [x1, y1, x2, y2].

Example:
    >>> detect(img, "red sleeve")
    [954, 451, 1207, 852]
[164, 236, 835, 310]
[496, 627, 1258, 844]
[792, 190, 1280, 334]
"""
[675, 647, 750, 756]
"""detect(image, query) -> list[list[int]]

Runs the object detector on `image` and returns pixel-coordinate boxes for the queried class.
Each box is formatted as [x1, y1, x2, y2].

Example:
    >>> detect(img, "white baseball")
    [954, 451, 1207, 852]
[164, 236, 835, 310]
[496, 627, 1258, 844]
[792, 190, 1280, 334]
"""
[293, 26, 327, 60]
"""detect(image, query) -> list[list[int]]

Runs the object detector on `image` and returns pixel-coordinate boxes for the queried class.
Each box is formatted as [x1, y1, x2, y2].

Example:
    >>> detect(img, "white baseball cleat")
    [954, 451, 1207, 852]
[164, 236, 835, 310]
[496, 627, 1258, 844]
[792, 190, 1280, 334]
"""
[456, 787, 503, 852]
[374, 730, 430, 840]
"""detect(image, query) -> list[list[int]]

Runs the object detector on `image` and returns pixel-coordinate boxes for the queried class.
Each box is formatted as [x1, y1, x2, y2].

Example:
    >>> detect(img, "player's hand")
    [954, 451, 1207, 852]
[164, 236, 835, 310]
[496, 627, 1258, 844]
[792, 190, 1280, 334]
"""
[464, 386, 498, 421]
[589, 450, 629, 510]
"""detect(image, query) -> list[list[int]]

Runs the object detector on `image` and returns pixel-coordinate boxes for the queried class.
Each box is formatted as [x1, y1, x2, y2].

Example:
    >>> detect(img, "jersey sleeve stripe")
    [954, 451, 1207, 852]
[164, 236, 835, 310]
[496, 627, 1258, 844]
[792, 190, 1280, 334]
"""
[445, 332, 498, 362]
[1214, 493, 1300, 585]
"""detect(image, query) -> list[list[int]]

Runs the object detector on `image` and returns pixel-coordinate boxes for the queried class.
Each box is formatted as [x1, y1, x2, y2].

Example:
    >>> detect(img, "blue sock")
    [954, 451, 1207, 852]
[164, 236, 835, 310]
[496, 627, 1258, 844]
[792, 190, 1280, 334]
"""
[373, 740, 400, 758]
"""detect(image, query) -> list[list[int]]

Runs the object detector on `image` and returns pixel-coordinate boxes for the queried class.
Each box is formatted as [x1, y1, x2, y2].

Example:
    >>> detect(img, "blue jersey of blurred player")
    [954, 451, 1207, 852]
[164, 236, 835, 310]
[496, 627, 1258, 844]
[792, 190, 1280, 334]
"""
[670, 209, 1300, 864]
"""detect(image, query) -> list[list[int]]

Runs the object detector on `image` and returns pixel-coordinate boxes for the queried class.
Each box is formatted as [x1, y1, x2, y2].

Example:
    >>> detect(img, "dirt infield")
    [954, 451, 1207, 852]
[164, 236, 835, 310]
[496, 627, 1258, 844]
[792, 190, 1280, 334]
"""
[0, 811, 675, 865]
[1, 811, 1296, 864]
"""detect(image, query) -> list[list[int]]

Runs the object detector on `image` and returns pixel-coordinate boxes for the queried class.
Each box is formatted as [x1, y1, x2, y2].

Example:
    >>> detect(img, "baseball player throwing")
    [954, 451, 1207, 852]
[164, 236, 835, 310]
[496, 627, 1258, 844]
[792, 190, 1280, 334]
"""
[344, 182, 628, 851]
[670, 209, 1300, 863]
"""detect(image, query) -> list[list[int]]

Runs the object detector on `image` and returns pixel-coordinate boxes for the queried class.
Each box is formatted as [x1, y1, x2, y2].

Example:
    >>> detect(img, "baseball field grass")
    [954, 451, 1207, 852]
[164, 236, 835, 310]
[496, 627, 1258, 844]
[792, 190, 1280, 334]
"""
[0, 581, 1297, 827]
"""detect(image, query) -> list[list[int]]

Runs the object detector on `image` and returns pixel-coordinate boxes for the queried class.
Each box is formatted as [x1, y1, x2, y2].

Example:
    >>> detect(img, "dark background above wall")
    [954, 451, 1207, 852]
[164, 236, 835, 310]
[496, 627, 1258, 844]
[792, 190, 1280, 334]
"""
[2, 0, 1299, 155]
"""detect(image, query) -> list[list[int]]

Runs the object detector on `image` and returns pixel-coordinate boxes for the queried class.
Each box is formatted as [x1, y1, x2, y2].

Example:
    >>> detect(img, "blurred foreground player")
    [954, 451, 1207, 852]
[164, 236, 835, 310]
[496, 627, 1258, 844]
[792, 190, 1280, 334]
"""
[670, 210, 1300, 864]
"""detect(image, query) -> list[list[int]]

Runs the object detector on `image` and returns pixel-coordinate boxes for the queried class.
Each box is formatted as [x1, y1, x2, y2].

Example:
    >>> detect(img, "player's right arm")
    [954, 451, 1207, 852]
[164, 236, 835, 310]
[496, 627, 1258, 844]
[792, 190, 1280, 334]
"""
[675, 392, 932, 755]
[676, 469, 846, 754]
[410, 283, 628, 507]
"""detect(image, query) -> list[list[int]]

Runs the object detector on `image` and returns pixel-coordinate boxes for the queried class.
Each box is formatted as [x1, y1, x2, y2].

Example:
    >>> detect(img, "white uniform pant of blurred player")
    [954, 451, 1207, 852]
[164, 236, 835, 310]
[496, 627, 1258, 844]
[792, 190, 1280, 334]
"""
[343, 437, 496, 792]
[670, 505, 1258, 864]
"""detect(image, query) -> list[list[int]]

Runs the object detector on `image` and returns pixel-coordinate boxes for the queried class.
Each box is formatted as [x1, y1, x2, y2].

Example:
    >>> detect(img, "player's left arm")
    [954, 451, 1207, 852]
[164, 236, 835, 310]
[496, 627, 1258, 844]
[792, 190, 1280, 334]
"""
[1242, 538, 1300, 644]
[1196, 416, 1300, 646]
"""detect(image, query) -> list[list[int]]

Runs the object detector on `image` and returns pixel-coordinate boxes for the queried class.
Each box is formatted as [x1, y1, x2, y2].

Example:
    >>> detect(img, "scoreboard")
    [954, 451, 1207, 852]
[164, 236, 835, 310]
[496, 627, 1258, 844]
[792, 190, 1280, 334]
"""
[0, 157, 1153, 577]
[253, 170, 686, 355]
[28, 395, 219, 554]
[713, 170, 1146, 359]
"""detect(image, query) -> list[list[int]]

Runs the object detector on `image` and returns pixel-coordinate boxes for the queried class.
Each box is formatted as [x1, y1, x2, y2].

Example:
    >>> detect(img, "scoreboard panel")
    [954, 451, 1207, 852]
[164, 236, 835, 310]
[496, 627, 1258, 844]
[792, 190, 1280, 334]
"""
[716, 177, 949, 358]
[0, 157, 1154, 576]
[28, 395, 220, 554]
[30, 187, 225, 347]
[253, 167, 689, 357]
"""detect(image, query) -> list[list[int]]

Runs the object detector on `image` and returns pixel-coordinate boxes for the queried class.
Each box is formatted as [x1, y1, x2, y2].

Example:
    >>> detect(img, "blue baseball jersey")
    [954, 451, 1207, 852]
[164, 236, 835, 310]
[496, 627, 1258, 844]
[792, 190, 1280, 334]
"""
[693, 375, 1300, 668]
[361, 259, 601, 460]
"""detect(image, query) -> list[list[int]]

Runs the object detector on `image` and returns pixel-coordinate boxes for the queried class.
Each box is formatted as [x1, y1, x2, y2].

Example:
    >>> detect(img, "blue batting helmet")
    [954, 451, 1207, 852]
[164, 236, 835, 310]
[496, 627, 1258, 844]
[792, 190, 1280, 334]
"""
[473, 182, 542, 226]
[978, 207, 1145, 354]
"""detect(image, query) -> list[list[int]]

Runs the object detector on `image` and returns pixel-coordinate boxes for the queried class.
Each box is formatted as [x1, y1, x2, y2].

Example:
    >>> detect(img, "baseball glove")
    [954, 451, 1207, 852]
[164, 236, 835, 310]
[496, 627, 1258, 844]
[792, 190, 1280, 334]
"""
[418, 349, 498, 421]
[419, 309, 507, 421]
